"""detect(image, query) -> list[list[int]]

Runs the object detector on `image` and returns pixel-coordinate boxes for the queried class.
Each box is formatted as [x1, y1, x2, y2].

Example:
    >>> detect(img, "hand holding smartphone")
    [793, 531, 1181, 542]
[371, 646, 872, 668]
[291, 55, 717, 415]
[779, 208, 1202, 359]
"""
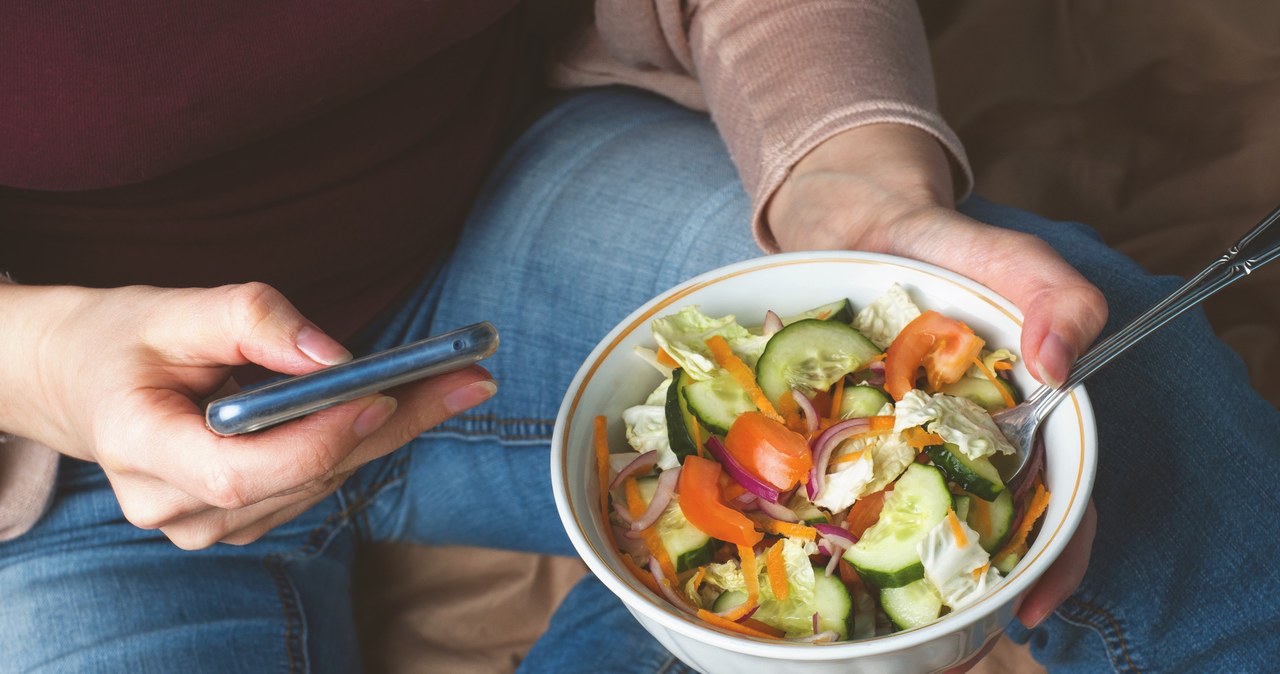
[205, 322, 498, 436]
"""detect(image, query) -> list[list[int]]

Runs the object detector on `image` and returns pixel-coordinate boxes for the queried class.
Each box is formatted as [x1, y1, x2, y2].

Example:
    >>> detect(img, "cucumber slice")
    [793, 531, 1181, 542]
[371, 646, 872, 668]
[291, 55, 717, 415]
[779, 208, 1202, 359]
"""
[838, 385, 891, 419]
[939, 377, 1020, 413]
[924, 443, 1006, 501]
[665, 369, 701, 461]
[711, 589, 748, 613]
[636, 476, 713, 572]
[966, 488, 1015, 553]
[814, 568, 853, 639]
[682, 371, 756, 436]
[880, 578, 943, 630]
[992, 550, 1022, 574]
[779, 299, 855, 325]
[756, 319, 881, 405]
[843, 464, 951, 588]
[952, 494, 972, 522]
[710, 568, 852, 639]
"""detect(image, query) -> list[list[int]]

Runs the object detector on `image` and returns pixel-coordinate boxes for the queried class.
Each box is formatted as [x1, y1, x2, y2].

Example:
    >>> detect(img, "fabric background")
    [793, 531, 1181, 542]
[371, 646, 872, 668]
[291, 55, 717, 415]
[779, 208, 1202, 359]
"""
[353, 2, 1279, 671]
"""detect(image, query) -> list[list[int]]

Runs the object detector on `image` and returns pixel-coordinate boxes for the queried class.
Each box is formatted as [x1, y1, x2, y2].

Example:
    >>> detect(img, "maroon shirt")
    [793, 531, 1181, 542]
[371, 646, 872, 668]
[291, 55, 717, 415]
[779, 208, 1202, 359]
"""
[0, 1, 524, 341]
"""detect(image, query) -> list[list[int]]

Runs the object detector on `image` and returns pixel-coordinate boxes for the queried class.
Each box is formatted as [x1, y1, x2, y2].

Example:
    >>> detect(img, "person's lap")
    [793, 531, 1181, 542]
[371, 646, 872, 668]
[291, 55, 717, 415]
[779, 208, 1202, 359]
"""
[1, 86, 1275, 673]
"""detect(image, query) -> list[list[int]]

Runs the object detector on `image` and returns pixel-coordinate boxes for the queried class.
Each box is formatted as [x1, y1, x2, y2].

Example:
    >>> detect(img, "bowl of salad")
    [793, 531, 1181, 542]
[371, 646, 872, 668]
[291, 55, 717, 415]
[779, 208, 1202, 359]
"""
[550, 251, 1096, 674]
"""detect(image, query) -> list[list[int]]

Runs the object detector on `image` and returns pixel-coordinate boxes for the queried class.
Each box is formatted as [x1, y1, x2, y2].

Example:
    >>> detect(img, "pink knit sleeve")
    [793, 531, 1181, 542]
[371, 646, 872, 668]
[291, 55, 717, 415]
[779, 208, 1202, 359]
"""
[551, 0, 973, 252]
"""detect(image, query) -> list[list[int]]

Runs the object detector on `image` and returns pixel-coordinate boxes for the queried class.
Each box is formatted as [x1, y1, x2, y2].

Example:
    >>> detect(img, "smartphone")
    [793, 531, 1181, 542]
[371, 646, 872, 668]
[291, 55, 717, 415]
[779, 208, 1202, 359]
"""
[205, 321, 499, 436]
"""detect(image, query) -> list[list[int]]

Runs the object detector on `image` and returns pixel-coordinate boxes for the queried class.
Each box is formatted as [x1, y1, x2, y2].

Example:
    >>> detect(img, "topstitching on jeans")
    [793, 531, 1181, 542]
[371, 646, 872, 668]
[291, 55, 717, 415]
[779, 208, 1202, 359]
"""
[262, 454, 410, 672]
[1057, 596, 1142, 673]
[434, 412, 555, 442]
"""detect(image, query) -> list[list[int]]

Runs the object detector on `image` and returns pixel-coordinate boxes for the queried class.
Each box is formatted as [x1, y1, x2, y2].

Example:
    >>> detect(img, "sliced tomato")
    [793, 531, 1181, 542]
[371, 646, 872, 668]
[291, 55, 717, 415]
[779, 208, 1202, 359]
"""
[884, 310, 985, 400]
[678, 456, 764, 547]
[845, 487, 890, 538]
[723, 411, 813, 492]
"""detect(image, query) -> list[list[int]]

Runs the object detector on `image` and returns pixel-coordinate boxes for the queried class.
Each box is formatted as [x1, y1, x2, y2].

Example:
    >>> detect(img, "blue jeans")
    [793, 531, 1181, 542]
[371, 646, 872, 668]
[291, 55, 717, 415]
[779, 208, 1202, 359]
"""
[2, 87, 1277, 673]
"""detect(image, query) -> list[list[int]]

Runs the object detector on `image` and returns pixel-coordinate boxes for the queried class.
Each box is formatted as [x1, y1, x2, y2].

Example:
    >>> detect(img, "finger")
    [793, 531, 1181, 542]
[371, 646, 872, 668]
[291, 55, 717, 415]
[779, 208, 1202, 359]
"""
[333, 365, 497, 473]
[942, 632, 1000, 674]
[1017, 500, 1097, 629]
[217, 473, 353, 546]
[142, 282, 352, 374]
[158, 471, 351, 550]
[891, 210, 1108, 387]
[114, 387, 397, 511]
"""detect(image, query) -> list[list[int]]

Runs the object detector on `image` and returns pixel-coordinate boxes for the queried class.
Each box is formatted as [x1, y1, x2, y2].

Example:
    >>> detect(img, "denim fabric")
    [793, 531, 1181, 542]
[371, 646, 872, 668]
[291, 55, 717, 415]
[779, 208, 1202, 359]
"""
[1, 87, 1276, 673]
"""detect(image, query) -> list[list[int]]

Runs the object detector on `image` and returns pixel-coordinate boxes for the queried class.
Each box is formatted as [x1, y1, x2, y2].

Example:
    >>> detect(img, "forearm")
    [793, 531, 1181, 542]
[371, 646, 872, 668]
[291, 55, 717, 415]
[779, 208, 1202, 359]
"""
[0, 281, 87, 445]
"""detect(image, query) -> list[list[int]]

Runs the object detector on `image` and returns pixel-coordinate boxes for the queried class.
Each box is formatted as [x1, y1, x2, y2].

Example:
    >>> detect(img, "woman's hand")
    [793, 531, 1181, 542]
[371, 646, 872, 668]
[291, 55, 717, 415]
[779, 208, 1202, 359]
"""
[767, 123, 1104, 628]
[0, 282, 495, 549]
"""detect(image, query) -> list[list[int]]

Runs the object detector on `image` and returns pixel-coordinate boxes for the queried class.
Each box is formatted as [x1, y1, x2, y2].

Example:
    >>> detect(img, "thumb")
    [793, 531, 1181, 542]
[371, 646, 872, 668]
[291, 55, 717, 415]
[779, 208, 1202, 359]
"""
[143, 282, 353, 375]
[891, 210, 1108, 387]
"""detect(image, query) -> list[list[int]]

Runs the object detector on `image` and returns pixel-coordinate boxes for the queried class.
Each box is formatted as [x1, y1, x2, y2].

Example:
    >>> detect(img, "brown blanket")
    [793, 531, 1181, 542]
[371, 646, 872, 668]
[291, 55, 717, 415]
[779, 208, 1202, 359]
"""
[354, 2, 1279, 671]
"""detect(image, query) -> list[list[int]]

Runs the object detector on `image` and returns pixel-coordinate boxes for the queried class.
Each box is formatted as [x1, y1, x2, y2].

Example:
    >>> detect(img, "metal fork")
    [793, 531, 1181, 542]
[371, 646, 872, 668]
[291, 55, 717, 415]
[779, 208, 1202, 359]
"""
[994, 204, 1280, 483]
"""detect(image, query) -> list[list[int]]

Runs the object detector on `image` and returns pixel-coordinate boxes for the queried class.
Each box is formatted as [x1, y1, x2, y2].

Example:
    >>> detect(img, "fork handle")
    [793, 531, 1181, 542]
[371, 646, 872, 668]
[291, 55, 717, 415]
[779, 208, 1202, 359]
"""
[1024, 204, 1280, 416]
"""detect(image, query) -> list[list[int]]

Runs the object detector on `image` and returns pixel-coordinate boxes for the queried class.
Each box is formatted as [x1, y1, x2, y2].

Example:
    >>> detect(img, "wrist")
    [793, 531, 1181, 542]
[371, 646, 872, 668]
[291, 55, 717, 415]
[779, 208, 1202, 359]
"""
[0, 283, 92, 441]
[766, 123, 957, 252]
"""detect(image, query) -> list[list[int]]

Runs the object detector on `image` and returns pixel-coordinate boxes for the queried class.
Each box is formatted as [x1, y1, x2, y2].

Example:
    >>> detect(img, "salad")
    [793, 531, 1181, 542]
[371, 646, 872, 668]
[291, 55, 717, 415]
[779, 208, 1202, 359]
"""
[594, 285, 1051, 642]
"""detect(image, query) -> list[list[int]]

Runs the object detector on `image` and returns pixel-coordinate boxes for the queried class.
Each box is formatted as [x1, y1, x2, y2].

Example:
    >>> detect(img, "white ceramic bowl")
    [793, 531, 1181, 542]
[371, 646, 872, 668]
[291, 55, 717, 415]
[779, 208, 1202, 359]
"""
[551, 252, 1097, 674]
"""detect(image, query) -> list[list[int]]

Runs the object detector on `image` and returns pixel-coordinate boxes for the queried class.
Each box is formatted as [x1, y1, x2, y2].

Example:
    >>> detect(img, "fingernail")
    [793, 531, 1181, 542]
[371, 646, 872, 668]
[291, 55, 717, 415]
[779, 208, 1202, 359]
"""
[444, 380, 497, 415]
[353, 396, 398, 438]
[1036, 332, 1075, 389]
[1025, 608, 1051, 630]
[296, 326, 353, 366]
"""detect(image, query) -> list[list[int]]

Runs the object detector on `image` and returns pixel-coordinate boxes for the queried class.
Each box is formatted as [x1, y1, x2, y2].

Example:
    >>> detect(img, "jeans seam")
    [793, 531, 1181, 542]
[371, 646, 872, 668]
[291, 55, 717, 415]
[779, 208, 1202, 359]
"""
[1059, 597, 1142, 673]
[654, 655, 689, 674]
[262, 454, 411, 671]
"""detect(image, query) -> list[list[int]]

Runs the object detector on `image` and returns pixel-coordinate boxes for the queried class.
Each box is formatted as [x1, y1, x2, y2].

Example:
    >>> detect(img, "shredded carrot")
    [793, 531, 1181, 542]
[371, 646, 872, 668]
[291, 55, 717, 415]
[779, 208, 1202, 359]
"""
[625, 477, 677, 581]
[741, 618, 785, 638]
[763, 520, 818, 541]
[904, 426, 945, 449]
[696, 609, 781, 639]
[828, 376, 846, 423]
[970, 494, 993, 540]
[775, 390, 807, 433]
[972, 357, 1016, 409]
[765, 540, 789, 601]
[690, 565, 708, 595]
[705, 335, 783, 423]
[832, 449, 869, 466]
[718, 544, 761, 621]
[692, 416, 707, 460]
[620, 554, 663, 595]
[870, 352, 887, 363]
[594, 416, 615, 548]
[996, 481, 1052, 560]
[656, 347, 680, 369]
[946, 508, 969, 547]
[993, 360, 1013, 372]
[870, 415, 896, 432]
[972, 561, 991, 579]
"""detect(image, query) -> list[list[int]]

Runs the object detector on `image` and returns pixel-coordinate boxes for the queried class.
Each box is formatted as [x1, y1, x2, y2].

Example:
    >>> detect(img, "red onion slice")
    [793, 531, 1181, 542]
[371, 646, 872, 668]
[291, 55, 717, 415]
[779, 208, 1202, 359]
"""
[756, 498, 800, 523]
[824, 545, 844, 576]
[612, 497, 635, 526]
[792, 630, 840, 643]
[612, 524, 650, 560]
[791, 389, 819, 435]
[763, 310, 783, 337]
[704, 436, 781, 503]
[649, 556, 697, 615]
[630, 467, 681, 531]
[608, 450, 659, 492]
[813, 523, 857, 545]
[807, 417, 874, 499]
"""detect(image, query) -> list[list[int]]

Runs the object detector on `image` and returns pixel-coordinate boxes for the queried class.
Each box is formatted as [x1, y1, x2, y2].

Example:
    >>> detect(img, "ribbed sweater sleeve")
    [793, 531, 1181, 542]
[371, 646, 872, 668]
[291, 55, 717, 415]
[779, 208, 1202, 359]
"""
[550, 0, 973, 251]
